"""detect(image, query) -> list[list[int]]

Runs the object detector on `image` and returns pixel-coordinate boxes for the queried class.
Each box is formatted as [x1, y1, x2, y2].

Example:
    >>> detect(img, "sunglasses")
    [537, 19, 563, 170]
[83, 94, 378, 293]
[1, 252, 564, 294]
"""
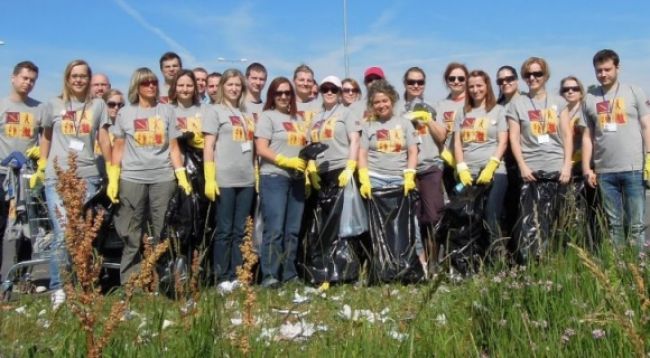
[320, 86, 340, 94]
[106, 101, 125, 109]
[406, 79, 425, 86]
[140, 80, 158, 87]
[523, 71, 545, 79]
[561, 86, 581, 94]
[342, 87, 360, 94]
[447, 76, 466, 83]
[496, 75, 517, 86]
[275, 90, 292, 97]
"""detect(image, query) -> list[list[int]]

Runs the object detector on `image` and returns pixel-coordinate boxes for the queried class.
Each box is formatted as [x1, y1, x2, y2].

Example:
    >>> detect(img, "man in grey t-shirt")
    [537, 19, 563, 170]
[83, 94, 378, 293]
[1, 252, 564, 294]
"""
[581, 49, 650, 246]
[245, 62, 268, 123]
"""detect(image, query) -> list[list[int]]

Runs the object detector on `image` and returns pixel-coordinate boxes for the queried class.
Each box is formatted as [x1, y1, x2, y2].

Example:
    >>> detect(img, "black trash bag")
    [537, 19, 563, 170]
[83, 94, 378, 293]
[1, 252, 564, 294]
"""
[301, 181, 361, 284]
[514, 171, 564, 264]
[367, 186, 423, 284]
[435, 185, 489, 276]
[290, 143, 329, 179]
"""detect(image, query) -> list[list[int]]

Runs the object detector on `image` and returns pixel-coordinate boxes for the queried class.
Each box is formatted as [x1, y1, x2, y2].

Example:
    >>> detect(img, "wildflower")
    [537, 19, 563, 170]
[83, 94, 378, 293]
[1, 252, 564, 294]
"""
[492, 275, 502, 283]
[388, 330, 407, 342]
[592, 328, 606, 339]
[498, 319, 507, 327]
[625, 309, 635, 319]
[435, 314, 447, 327]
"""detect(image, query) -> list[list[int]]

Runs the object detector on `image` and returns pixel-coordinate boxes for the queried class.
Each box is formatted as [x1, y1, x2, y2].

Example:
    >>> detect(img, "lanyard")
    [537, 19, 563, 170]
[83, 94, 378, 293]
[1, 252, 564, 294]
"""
[600, 82, 620, 121]
[528, 94, 549, 133]
[65, 100, 88, 137]
[226, 104, 249, 138]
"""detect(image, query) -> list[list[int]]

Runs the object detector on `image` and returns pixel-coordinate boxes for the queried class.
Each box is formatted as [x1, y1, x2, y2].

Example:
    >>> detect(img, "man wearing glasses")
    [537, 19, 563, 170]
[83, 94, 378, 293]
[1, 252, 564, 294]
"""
[581, 49, 650, 248]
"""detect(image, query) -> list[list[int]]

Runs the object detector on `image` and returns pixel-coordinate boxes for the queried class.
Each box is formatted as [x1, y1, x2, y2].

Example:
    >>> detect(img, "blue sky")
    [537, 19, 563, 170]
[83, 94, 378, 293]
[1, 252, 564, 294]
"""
[2, 0, 650, 102]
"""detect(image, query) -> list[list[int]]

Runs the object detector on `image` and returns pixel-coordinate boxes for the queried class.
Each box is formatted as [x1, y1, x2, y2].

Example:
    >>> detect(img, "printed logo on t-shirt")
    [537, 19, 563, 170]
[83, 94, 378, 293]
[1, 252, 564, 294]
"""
[415, 121, 429, 136]
[230, 116, 248, 142]
[528, 108, 558, 136]
[443, 111, 456, 135]
[282, 122, 307, 147]
[176, 115, 202, 133]
[245, 117, 255, 141]
[133, 116, 166, 147]
[4, 112, 36, 139]
[597, 98, 627, 128]
[375, 127, 405, 153]
[310, 118, 336, 143]
[61, 110, 93, 136]
[297, 110, 316, 126]
[460, 117, 488, 143]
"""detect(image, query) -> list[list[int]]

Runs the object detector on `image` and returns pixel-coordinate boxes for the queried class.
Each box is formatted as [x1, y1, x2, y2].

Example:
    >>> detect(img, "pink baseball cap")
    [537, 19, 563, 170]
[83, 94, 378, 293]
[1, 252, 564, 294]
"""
[363, 66, 385, 80]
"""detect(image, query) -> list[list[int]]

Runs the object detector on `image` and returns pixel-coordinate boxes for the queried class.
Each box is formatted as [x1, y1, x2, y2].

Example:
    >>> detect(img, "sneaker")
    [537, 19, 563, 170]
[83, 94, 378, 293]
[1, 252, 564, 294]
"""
[261, 277, 280, 289]
[51, 289, 66, 310]
[217, 281, 234, 295]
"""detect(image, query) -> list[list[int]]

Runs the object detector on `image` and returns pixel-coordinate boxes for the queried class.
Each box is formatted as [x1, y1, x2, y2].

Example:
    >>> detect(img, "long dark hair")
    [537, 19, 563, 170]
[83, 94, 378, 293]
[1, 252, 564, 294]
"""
[263, 76, 297, 117]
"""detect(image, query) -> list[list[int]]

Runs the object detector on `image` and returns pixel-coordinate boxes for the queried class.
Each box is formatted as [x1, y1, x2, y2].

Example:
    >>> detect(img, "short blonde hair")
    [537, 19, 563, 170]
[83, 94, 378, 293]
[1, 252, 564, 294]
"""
[215, 68, 248, 112]
[127, 67, 159, 105]
[521, 57, 550, 82]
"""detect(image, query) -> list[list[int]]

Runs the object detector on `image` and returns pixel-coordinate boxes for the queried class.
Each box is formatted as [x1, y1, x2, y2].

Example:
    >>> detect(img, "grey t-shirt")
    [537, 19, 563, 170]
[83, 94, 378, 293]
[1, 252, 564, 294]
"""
[506, 94, 567, 172]
[309, 104, 360, 172]
[0, 97, 44, 174]
[297, 99, 321, 127]
[435, 97, 465, 148]
[43, 98, 109, 179]
[173, 103, 212, 137]
[203, 104, 255, 187]
[360, 115, 418, 177]
[112, 103, 180, 183]
[245, 100, 264, 124]
[255, 110, 307, 178]
[454, 105, 508, 175]
[398, 98, 442, 172]
[580, 83, 650, 173]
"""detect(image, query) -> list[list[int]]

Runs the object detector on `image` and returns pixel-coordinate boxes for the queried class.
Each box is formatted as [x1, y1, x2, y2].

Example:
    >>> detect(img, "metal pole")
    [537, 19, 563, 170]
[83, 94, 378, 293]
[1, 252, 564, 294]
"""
[343, 0, 350, 78]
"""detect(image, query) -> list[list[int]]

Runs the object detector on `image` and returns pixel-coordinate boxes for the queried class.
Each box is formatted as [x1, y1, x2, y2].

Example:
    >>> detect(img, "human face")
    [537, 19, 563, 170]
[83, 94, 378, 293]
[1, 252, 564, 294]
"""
[496, 69, 518, 97]
[67, 64, 90, 98]
[247, 70, 267, 96]
[106, 94, 124, 120]
[161, 58, 181, 83]
[468, 76, 487, 106]
[294, 71, 314, 101]
[273, 82, 292, 113]
[90, 74, 110, 98]
[594, 59, 618, 88]
[523, 62, 546, 92]
[310, 84, 319, 101]
[11, 68, 38, 97]
[193, 71, 207, 94]
[138, 77, 159, 102]
[372, 92, 393, 120]
[175, 75, 195, 104]
[446, 68, 466, 96]
[405, 71, 425, 100]
[223, 76, 243, 105]
[560, 79, 582, 105]
[319, 83, 339, 107]
[207, 76, 220, 101]
[341, 82, 360, 106]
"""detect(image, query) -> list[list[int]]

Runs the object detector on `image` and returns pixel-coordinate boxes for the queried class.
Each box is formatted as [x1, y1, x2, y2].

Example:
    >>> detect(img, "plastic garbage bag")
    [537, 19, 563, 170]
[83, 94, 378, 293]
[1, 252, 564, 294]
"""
[366, 186, 423, 284]
[339, 180, 368, 237]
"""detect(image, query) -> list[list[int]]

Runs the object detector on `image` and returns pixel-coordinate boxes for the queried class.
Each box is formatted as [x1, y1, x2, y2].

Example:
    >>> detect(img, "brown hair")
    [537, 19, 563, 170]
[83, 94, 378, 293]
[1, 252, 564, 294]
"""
[168, 69, 200, 106]
[263, 77, 297, 117]
[464, 70, 496, 113]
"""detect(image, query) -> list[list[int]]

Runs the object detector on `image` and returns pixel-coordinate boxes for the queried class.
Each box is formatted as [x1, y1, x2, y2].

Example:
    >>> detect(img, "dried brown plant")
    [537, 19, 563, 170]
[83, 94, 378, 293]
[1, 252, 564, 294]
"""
[235, 217, 258, 354]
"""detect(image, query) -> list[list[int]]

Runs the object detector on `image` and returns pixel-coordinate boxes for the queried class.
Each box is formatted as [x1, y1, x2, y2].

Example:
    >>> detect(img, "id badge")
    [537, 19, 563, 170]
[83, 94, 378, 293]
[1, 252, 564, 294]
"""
[69, 139, 85, 151]
[537, 134, 550, 144]
[604, 123, 618, 132]
[241, 141, 252, 153]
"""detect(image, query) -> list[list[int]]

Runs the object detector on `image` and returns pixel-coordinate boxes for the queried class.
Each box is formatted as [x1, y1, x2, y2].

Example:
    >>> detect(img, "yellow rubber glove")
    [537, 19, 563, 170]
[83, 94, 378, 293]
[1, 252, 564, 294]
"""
[456, 162, 473, 187]
[306, 160, 321, 190]
[29, 157, 47, 189]
[644, 153, 650, 181]
[358, 167, 372, 199]
[203, 161, 220, 201]
[25, 146, 40, 160]
[188, 131, 205, 149]
[405, 110, 432, 123]
[403, 169, 416, 196]
[175, 168, 192, 195]
[338, 160, 357, 187]
[107, 164, 121, 204]
[440, 148, 456, 168]
[304, 170, 312, 197]
[476, 157, 500, 185]
[275, 154, 306, 171]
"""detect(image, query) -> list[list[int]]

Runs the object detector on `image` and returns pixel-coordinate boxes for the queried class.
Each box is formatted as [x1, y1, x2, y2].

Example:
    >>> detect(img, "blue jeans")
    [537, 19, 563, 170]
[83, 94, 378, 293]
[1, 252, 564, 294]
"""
[213, 186, 254, 282]
[598, 170, 646, 247]
[485, 174, 508, 239]
[45, 176, 101, 290]
[260, 175, 305, 282]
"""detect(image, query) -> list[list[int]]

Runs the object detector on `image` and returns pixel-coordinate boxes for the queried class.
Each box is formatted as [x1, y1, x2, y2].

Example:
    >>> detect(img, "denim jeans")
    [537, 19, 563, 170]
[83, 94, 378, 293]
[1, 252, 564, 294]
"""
[598, 170, 646, 247]
[45, 176, 101, 290]
[485, 174, 508, 239]
[213, 186, 255, 282]
[259, 174, 305, 282]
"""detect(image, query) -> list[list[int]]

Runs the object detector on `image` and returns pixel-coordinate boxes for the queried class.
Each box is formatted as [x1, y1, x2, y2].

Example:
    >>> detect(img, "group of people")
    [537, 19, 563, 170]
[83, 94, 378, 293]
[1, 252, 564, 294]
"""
[1, 48, 648, 306]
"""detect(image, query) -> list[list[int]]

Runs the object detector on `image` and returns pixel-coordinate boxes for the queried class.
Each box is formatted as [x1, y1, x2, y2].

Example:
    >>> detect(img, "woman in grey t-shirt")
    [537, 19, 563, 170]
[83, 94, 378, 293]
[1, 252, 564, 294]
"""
[453, 70, 508, 241]
[36, 59, 112, 305]
[108, 67, 191, 284]
[254, 77, 307, 288]
[203, 69, 255, 288]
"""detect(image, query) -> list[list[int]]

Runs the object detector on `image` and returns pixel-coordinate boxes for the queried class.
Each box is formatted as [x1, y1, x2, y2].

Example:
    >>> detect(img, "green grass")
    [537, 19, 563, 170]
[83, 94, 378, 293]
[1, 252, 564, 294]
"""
[1, 239, 648, 357]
